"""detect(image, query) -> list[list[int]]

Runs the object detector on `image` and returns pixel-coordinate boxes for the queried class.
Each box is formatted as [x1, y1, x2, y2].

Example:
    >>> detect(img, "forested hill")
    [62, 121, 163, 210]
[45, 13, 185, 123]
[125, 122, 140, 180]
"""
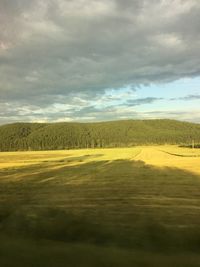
[0, 119, 200, 151]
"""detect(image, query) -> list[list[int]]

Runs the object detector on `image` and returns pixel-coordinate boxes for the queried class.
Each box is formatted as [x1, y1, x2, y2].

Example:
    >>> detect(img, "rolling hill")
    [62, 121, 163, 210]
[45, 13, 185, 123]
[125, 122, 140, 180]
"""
[0, 119, 200, 151]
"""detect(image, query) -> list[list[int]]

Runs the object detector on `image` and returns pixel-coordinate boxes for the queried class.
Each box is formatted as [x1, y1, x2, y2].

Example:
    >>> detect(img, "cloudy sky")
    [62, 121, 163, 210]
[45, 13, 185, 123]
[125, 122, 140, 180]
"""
[0, 0, 200, 124]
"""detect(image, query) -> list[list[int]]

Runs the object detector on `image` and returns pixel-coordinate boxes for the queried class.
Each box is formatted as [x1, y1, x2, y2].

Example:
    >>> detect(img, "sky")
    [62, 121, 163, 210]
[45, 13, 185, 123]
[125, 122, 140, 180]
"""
[0, 0, 200, 124]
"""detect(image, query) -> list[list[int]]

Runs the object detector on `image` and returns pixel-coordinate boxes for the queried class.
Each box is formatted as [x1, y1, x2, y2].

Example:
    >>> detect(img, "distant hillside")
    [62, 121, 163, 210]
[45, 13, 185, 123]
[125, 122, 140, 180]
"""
[0, 119, 200, 151]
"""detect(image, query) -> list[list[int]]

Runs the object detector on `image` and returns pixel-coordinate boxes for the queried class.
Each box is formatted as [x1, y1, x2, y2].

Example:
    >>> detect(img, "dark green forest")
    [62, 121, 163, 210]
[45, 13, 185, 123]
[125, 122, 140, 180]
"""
[0, 119, 200, 151]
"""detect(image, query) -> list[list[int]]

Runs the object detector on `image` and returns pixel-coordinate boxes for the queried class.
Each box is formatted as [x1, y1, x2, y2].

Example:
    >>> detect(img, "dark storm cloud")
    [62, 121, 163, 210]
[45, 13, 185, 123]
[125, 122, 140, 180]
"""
[0, 0, 200, 123]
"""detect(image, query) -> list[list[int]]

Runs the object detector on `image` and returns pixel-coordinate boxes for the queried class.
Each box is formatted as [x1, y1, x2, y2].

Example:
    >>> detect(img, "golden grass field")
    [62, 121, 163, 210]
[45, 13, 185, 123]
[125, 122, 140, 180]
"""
[1, 145, 200, 172]
[1, 145, 200, 267]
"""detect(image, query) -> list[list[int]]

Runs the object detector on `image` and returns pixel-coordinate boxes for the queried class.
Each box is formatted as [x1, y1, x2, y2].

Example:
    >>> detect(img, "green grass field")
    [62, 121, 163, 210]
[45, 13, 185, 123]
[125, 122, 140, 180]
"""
[1, 146, 200, 267]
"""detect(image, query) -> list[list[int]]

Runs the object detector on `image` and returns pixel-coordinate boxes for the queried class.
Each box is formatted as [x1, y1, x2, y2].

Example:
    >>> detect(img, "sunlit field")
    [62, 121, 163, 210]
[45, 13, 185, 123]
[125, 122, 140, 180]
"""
[1, 146, 200, 267]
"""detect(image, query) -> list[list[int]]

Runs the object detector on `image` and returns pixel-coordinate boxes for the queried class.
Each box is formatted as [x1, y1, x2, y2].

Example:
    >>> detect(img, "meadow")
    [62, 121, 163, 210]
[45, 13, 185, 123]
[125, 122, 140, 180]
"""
[1, 146, 200, 266]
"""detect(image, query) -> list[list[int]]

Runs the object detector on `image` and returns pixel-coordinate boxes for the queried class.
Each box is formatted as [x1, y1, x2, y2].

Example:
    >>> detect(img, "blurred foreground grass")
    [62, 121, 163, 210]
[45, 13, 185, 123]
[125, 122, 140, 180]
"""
[1, 146, 200, 266]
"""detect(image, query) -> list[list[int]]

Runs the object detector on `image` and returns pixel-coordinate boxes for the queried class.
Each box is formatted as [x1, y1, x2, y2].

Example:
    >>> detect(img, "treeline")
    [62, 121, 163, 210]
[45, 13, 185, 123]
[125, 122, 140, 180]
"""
[0, 119, 200, 151]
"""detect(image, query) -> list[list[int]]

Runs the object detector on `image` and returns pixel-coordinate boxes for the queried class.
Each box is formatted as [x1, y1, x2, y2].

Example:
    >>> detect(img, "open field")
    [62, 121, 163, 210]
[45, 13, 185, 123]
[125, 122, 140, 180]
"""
[1, 146, 200, 266]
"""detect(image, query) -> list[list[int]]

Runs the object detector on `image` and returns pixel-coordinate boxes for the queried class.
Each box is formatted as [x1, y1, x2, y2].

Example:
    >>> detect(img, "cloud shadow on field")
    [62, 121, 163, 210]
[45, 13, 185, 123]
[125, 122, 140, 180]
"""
[1, 158, 200, 266]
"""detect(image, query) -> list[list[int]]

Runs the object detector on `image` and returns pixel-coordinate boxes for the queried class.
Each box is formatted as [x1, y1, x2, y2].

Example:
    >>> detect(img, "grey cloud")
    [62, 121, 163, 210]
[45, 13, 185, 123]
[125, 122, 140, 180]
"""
[126, 97, 163, 106]
[1, 101, 200, 125]
[71, 96, 163, 118]
[0, 0, 200, 123]
[181, 95, 200, 101]
[170, 94, 200, 101]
